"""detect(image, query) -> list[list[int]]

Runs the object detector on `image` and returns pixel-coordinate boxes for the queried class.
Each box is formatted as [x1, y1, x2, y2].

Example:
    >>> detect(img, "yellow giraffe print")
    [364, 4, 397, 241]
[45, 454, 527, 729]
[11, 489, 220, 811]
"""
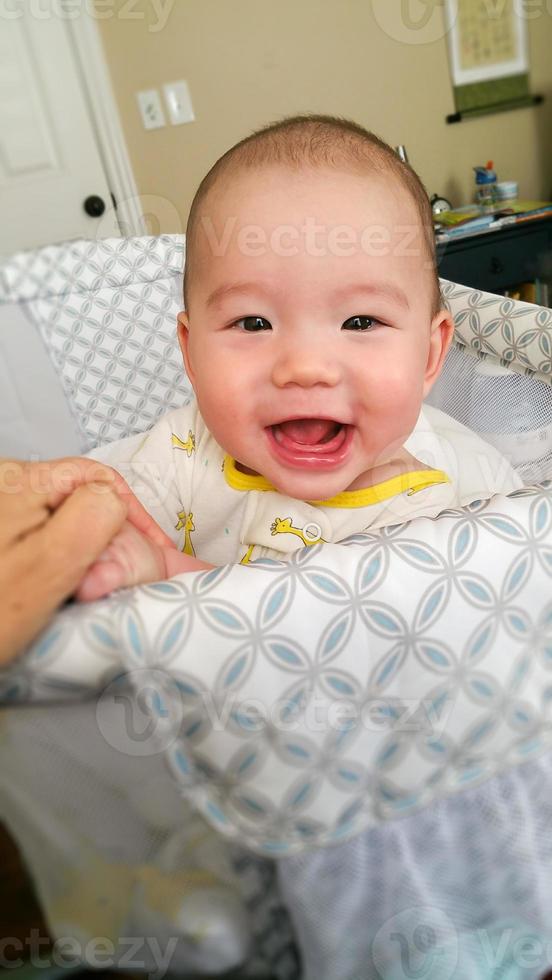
[240, 544, 256, 565]
[175, 510, 196, 556]
[270, 517, 327, 546]
[171, 430, 195, 457]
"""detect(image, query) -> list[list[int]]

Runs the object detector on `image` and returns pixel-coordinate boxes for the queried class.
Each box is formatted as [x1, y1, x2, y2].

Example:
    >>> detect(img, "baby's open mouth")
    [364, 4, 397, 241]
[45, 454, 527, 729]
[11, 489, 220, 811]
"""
[271, 418, 347, 452]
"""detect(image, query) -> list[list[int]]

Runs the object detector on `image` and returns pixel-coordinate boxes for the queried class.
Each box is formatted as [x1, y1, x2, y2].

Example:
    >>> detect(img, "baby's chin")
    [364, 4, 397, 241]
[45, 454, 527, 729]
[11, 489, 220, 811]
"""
[266, 469, 356, 502]
[232, 458, 340, 500]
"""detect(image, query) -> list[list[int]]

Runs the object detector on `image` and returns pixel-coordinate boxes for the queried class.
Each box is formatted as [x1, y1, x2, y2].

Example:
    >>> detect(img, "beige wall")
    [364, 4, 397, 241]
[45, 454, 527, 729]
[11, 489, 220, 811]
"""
[96, 0, 552, 234]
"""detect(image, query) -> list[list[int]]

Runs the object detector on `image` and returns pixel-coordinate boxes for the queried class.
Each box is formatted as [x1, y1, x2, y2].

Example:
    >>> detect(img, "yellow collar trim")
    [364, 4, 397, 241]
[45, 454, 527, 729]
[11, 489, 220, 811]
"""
[223, 455, 450, 508]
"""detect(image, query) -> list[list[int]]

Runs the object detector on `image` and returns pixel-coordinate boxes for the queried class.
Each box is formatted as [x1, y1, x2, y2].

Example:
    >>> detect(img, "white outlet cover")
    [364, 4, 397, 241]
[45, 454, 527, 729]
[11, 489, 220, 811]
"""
[136, 89, 166, 130]
[163, 80, 195, 125]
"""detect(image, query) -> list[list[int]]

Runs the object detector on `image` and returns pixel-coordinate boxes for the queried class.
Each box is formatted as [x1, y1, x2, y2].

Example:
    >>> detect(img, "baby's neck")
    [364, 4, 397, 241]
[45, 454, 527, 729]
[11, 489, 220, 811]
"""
[345, 449, 431, 492]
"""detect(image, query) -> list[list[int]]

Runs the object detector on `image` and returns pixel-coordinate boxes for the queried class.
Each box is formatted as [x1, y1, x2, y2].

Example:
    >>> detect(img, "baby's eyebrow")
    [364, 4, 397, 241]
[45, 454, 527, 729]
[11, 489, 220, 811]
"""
[333, 282, 410, 310]
[205, 281, 268, 309]
[205, 279, 410, 310]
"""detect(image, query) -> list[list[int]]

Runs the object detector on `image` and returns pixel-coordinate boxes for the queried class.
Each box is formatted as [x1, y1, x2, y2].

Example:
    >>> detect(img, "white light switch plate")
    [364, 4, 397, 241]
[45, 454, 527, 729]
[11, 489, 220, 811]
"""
[163, 80, 195, 125]
[136, 89, 166, 130]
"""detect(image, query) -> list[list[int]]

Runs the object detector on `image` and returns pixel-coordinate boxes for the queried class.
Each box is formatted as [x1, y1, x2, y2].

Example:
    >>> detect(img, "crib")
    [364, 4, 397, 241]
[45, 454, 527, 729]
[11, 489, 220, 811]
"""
[1, 234, 552, 980]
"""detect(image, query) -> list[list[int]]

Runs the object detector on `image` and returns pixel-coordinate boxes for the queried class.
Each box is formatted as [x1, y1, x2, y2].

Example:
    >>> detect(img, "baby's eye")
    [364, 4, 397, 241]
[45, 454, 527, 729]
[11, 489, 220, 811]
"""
[342, 315, 379, 331]
[233, 316, 272, 331]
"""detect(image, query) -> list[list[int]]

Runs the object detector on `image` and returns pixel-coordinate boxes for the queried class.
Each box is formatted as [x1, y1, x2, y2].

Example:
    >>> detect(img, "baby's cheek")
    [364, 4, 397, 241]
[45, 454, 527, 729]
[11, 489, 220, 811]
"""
[374, 376, 419, 413]
[374, 383, 423, 445]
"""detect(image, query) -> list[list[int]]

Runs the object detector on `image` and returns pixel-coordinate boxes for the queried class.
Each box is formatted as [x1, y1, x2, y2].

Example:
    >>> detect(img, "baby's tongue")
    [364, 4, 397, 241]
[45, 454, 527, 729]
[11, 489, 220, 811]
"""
[277, 418, 338, 445]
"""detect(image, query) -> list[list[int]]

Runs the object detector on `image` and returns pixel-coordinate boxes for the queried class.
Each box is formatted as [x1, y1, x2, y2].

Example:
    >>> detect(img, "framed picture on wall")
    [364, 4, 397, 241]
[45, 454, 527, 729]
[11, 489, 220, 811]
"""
[444, 0, 539, 121]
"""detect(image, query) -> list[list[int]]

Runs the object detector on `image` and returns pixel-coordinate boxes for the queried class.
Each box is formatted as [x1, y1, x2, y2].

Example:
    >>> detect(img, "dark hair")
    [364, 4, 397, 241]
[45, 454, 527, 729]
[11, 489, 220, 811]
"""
[183, 113, 441, 315]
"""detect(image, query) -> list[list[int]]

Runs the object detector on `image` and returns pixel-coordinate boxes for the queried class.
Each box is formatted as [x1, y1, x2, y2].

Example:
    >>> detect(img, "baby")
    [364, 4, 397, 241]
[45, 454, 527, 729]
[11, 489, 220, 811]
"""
[80, 114, 522, 600]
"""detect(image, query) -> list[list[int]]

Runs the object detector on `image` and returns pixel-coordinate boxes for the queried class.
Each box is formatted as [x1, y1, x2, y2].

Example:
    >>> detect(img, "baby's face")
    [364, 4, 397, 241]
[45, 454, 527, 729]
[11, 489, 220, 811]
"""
[179, 166, 453, 500]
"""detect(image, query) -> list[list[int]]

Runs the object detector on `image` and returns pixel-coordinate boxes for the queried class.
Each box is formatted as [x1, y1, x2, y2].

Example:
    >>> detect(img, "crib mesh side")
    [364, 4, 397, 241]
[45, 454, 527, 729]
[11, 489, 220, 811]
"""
[278, 749, 552, 980]
[426, 343, 552, 485]
[0, 701, 300, 979]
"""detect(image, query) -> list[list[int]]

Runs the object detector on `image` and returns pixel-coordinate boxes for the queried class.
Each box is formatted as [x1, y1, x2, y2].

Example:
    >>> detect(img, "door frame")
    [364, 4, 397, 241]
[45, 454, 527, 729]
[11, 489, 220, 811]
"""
[67, 9, 145, 237]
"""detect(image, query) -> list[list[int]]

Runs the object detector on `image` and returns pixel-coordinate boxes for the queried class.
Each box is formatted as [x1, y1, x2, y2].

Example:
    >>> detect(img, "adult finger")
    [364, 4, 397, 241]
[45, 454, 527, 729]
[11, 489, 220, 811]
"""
[36, 481, 129, 596]
[0, 484, 127, 664]
[43, 457, 174, 550]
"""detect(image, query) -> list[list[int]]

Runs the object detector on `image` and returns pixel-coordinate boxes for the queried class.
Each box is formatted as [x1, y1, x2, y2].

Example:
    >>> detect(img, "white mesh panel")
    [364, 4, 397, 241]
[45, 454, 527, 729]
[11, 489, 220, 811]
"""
[427, 344, 552, 485]
[278, 751, 552, 979]
[0, 700, 299, 978]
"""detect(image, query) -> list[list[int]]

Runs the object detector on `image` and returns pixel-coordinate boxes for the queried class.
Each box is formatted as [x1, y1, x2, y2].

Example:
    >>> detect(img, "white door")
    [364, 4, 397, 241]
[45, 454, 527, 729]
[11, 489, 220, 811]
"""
[0, 0, 120, 255]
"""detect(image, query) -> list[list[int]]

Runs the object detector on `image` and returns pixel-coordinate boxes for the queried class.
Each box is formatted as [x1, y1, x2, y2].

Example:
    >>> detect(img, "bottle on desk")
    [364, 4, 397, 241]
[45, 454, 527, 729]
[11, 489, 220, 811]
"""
[474, 161, 498, 213]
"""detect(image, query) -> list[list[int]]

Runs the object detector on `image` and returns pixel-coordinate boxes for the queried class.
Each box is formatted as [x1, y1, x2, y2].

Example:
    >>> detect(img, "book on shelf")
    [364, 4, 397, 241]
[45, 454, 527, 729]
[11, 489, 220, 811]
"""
[435, 201, 552, 241]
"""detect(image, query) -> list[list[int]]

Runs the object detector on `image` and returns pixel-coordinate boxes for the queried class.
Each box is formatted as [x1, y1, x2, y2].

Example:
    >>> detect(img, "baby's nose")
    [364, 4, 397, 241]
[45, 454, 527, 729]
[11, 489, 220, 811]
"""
[271, 342, 341, 388]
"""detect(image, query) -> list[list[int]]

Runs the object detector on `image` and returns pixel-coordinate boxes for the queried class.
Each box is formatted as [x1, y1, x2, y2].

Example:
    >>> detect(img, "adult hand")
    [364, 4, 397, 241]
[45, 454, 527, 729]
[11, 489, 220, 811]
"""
[0, 457, 169, 666]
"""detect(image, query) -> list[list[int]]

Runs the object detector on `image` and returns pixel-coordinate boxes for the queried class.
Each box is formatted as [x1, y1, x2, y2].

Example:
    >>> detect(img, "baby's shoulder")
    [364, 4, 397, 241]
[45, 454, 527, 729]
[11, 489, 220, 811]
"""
[152, 396, 199, 432]
[420, 403, 497, 450]
[408, 404, 523, 500]
[138, 396, 212, 453]
[87, 397, 203, 466]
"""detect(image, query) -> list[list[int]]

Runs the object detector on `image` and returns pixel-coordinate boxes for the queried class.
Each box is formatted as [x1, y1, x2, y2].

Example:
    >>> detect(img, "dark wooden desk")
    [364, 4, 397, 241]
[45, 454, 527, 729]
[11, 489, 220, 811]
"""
[436, 214, 552, 295]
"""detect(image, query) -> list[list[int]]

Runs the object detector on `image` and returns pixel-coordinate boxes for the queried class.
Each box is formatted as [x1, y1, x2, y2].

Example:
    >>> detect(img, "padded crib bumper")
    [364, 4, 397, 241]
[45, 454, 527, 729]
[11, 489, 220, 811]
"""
[2, 483, 551, 854]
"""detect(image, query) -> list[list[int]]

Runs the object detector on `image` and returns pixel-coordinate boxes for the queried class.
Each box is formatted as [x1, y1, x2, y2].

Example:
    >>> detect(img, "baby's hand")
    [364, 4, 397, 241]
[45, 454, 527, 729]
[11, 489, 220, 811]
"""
[75, 519, 170, 601]
[76, 521, 213, 602]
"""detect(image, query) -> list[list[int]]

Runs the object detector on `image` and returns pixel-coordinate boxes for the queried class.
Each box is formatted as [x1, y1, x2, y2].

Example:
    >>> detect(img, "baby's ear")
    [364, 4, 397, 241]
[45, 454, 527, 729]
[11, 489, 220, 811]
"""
[422, 309, 455, 398]
[177, 311, 195, 385]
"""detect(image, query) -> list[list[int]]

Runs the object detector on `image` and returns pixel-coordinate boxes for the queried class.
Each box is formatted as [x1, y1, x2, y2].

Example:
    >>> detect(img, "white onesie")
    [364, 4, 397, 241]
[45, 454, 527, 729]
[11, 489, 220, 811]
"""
[92, 396, 523, 565]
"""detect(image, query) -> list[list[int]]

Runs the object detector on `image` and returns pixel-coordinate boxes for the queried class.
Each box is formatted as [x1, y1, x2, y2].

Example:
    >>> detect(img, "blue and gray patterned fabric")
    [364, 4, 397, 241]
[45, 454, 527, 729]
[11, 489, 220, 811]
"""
[2, 483, 552, 849]
[439, 278, 552, 386]
[0, 235, 190, 456]
[1, 235, 552, 979]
